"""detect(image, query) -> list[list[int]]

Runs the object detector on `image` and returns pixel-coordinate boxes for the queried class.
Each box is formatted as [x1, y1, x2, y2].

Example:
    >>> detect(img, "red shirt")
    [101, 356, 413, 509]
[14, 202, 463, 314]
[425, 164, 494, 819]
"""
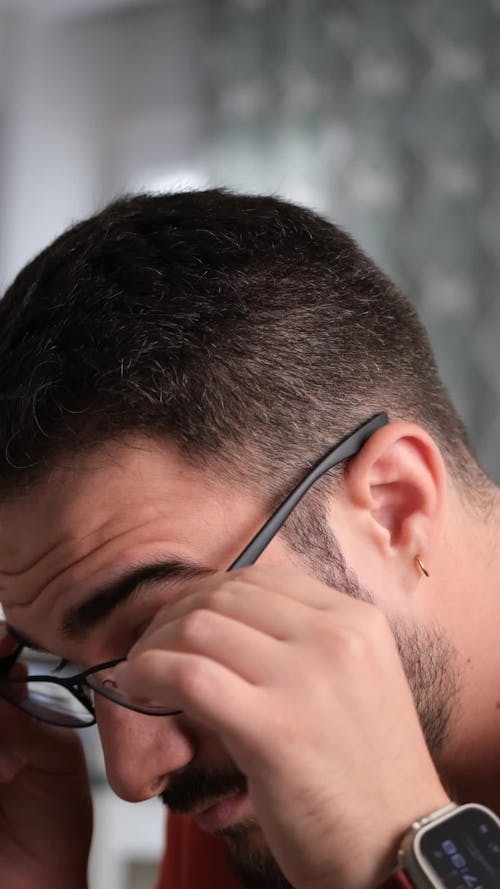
[156, 813, 409, 889]
[157, 813, 242, 889]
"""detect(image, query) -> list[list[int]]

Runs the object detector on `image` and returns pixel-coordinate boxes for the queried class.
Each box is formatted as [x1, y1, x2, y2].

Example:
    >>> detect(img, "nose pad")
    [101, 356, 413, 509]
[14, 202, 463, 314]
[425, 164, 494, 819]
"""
[95, 698, 196, 803]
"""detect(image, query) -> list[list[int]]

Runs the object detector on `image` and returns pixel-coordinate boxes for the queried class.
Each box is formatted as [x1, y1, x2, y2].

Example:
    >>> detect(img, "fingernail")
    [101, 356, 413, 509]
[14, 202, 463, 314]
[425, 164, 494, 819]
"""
[0, 751, 26, 782]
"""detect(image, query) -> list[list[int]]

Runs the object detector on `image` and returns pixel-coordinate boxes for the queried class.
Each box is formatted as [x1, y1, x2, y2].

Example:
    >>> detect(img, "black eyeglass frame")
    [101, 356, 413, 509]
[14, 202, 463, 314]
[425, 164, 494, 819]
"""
[0, 644, 165, 727]
[0, 412, 388, 727]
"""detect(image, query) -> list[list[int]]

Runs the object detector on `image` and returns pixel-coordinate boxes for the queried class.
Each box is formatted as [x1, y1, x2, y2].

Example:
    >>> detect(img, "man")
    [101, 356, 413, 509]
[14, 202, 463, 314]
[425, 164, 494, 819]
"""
[0, 189, 497, 889]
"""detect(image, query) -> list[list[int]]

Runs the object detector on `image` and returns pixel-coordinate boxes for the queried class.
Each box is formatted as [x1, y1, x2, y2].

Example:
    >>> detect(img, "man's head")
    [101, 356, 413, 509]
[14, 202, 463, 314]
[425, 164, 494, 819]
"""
[0, 190, 496, 889]
[0, 188, 481, 501]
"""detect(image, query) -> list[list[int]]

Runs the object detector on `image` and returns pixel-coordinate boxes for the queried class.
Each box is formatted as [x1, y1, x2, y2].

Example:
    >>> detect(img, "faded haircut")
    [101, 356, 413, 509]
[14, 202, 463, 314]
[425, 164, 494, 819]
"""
[0, 189, 487, 514]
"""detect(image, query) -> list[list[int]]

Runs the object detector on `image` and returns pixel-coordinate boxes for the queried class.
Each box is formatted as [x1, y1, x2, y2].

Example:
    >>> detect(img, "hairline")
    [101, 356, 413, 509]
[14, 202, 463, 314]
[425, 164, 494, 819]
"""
[0, 422, 493, 522]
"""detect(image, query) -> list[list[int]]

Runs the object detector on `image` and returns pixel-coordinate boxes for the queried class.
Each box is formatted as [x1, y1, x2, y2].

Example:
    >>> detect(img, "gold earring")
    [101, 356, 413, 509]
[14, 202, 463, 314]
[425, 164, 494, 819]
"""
[415, 555, 429, 578]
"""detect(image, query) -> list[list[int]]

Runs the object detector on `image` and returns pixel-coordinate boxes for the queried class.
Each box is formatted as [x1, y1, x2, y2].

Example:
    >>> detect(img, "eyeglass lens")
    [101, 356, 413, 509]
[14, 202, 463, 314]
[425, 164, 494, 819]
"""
[0, 648, 181, 728]
[0, 649, 95, 727]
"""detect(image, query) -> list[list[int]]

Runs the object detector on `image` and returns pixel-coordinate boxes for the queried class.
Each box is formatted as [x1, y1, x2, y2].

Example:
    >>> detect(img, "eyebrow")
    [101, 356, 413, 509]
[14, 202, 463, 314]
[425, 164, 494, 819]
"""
[5, 560, 214, 654]
[60, 559, 215, 640]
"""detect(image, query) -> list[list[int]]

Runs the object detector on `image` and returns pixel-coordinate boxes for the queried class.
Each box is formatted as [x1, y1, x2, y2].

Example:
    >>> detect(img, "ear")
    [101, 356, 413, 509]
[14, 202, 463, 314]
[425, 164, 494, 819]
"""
[341, 421, 446, 591]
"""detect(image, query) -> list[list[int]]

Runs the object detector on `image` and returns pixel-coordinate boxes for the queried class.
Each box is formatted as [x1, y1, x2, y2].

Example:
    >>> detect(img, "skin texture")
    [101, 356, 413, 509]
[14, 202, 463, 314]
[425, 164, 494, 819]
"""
[0, 423, 499, 888]
[0, 632, 92, 889]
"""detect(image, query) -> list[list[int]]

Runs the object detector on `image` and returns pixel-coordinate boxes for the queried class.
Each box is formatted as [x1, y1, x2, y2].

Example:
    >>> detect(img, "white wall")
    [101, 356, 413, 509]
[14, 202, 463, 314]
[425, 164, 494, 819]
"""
[0, 7, 201, 885]
[90, 787, 165, 889]
[0, 1, 204, 291]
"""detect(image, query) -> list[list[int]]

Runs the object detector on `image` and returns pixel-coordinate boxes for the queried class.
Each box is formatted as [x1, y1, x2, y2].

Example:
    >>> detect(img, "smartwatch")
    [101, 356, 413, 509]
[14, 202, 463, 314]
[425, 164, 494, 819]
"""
[386, 802, 500, 888]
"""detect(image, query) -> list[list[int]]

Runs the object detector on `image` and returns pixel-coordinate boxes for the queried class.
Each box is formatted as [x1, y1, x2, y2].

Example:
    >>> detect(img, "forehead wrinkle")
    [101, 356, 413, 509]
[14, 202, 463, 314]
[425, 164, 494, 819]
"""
[0, 541, 83, 610]
[0, 534, 73, 580]
[0, 514, 184, 610]
[0, 539, 99, 610]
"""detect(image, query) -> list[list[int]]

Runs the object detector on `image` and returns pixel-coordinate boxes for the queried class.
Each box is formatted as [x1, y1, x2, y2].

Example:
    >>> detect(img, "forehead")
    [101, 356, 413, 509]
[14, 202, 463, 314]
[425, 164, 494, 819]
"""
[0, 436, 230, 565]
[0, 437, 259, 649]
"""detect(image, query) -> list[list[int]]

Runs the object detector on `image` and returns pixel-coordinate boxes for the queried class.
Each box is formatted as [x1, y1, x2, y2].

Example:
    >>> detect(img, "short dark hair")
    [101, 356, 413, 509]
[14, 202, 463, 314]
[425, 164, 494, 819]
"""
[0, 189, 484, 504]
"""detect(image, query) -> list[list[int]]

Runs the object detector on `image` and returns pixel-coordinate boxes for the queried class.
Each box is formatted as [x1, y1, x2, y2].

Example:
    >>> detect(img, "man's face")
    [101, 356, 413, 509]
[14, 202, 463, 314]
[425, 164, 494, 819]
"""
[0, 436, 308, 884]
[0, 436, 457, 889]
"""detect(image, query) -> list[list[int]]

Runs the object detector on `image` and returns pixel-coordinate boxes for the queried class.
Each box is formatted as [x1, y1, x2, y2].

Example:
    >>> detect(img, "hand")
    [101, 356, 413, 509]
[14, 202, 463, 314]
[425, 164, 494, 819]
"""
[118, 566, 450, 889]
[0, 628, 92, 889]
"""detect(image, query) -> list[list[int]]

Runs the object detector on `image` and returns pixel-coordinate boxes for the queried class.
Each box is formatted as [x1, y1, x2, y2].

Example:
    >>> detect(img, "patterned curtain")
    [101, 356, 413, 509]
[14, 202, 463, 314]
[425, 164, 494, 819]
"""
[197, 0, 500, 480]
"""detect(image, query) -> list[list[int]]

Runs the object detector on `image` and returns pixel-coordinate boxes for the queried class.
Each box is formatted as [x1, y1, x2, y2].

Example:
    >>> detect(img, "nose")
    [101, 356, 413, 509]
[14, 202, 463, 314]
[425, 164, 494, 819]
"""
[96, 698, 196, 802]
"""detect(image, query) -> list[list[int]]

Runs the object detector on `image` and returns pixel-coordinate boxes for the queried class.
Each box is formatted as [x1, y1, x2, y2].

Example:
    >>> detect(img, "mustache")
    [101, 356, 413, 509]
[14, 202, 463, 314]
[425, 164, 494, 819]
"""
[160, 764, 248, 814]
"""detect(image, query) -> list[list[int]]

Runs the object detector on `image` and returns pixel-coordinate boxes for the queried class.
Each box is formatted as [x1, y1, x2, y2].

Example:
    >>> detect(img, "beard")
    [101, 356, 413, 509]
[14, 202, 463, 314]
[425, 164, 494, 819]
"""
[221, 821, 294, 889]
[161, 764, 296, 889]
[162, 490, 460, 889]
[283, 488, 460, 759]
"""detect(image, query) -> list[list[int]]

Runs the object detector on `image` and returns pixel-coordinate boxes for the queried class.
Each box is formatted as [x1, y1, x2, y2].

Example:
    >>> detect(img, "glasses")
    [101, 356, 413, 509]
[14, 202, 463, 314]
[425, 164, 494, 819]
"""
[0, 646, 172, 728]
[0, 412, 388, 728]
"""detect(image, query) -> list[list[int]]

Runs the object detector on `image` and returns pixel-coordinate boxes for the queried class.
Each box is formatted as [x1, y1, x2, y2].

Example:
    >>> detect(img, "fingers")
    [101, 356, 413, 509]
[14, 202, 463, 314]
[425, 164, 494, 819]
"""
[225, 565, 337, 607]
[0, 621, 20, 658]
[123, 564, 383, 717]
[134, 581, 308, 657]
[162, 565, 336, 623]
[132, 607, 284, 684]
[135, 563, 358, 658]
[0, 747, 26, 782]
[118, 563, 449, 889]
[118, 648, 264, 758]
[132, 565, 379, 676]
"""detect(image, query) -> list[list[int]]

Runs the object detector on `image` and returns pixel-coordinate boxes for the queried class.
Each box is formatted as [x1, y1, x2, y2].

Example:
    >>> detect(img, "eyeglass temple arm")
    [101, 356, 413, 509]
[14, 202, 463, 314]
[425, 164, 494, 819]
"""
[229, 412, 389, 571]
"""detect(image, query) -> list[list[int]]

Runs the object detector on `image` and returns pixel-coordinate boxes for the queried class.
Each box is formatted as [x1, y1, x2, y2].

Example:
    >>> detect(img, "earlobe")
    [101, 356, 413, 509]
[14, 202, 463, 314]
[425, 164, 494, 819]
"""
[344, 421, 445, 571]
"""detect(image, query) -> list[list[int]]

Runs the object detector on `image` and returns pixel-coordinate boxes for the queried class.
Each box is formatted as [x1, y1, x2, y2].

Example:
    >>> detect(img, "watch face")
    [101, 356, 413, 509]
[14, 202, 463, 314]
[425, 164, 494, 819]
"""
[418, 806, 500, 888]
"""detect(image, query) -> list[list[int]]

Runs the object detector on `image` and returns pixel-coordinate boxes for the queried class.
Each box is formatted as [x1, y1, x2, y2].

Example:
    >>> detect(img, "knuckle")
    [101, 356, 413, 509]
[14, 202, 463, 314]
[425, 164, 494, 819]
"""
[132, 648, 162, 683]
[310, 612, 373, 663]
[201, 589, 231, 612]
[266, 705, 303, 748]
[337, 623, 370, 660]
[177, 609, 212, 647]
[175, 657, 208, 700]
[221, 579, 250, 601]
[231, 565, 265, 585]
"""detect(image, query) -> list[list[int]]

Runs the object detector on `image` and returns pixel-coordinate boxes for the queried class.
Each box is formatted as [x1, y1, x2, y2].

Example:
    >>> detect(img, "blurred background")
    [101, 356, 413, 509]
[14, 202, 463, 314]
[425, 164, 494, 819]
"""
[0, 0, 499, 887]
